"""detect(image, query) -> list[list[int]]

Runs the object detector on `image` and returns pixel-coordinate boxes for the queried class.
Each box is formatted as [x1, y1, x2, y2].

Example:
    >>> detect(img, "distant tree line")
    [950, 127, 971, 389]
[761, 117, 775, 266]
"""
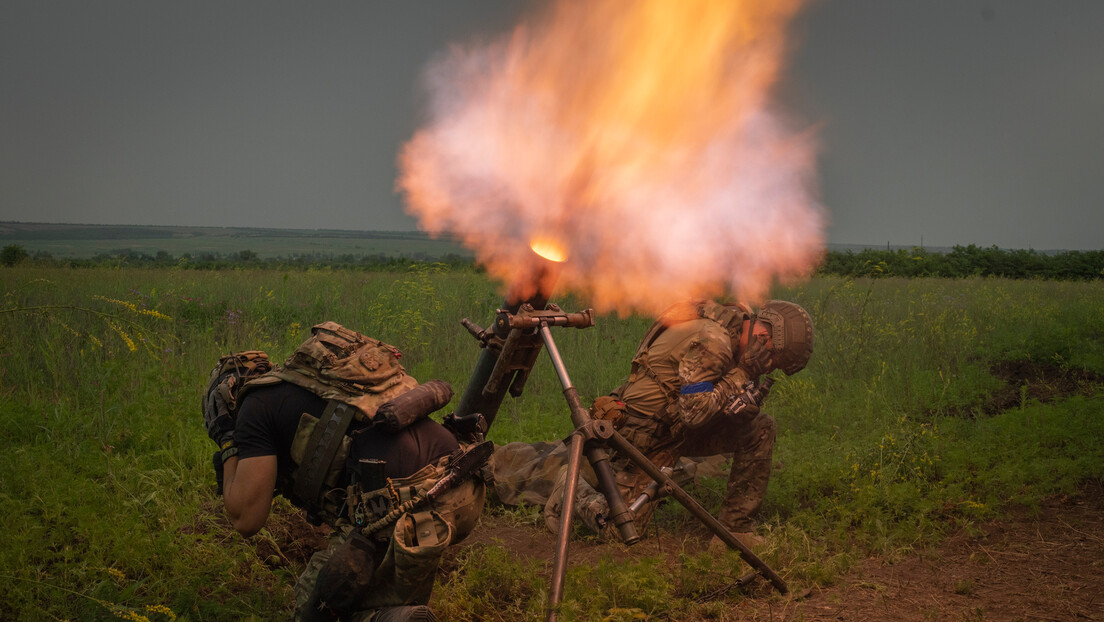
[818, 245, 1104, 279]
[3, 243, 1102, 280]
[0, 245, 478, 272]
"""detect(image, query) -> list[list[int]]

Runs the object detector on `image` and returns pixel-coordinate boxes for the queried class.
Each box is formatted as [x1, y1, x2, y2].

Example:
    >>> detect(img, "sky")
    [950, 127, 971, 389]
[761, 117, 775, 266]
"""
[1, 1, 1101, 251]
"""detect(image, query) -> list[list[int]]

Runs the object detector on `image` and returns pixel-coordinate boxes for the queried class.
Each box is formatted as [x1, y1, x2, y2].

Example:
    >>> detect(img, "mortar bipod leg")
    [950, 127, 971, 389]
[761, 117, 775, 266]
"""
[546, 430, 585, 622]
[538, 322, 638, 544]
[604, 430, 789, 595]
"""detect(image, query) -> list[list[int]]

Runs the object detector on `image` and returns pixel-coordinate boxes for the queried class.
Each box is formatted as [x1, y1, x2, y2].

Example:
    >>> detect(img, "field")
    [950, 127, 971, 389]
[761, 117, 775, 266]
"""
[1, 265, 1102, 620]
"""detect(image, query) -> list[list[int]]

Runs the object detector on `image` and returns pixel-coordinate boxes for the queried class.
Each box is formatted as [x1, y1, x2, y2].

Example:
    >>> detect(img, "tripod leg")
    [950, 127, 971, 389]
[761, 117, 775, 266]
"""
[539, 324, 639, 545]
[605, 430, 789, 595]
[546, 431, 585, 622]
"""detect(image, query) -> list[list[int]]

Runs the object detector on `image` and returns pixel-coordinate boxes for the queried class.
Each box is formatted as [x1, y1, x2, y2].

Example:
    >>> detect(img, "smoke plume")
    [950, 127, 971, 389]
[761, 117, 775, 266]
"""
[398, 0, 825, 314]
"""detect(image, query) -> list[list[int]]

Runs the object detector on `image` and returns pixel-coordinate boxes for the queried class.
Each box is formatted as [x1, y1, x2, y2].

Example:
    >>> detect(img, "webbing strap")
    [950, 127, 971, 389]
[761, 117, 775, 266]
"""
[293, 399, 355, 510]
[411, 510, 439, 547]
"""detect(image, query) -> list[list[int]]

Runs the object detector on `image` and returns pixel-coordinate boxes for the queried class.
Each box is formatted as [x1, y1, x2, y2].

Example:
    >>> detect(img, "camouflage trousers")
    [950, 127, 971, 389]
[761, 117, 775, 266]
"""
[492, 411, 776, 538]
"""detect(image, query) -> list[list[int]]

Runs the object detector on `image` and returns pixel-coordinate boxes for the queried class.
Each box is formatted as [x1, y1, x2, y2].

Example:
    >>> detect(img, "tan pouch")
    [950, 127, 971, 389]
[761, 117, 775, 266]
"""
[590, 395, 628, 428]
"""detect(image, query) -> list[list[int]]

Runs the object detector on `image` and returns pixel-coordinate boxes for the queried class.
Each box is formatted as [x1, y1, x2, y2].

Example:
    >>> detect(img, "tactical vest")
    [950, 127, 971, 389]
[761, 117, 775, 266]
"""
[233, 322, 449, 526]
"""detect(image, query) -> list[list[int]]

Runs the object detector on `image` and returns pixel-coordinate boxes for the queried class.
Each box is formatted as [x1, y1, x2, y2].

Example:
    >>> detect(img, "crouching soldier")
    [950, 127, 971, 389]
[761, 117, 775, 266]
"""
[494, 299, 813, 549]
[203, 323, 491, 621]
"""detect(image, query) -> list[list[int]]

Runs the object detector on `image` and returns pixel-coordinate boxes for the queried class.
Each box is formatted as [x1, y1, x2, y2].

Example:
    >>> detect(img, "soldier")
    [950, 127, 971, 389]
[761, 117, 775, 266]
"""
[204, 324, 488, 622]
[494, 299, 814, 548]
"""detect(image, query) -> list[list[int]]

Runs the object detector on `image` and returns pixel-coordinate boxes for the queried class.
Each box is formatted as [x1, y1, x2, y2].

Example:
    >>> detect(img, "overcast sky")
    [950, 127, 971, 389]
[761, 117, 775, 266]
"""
[2, 1, 1101, 250]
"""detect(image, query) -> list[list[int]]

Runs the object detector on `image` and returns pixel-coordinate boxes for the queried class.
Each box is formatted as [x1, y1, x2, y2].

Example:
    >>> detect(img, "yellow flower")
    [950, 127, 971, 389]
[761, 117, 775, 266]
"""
[106, 567, 126, 581]
[145, 604, 177, 620]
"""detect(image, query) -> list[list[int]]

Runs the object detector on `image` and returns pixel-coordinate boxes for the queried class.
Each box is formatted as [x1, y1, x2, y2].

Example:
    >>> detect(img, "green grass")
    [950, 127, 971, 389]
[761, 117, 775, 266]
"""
[1, 267, 1102, 620]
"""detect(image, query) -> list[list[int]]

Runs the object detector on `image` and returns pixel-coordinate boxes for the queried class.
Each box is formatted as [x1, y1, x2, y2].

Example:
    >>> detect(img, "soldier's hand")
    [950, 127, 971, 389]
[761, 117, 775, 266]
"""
[728, 377, 775, 419]
[726, 392, 761, 418]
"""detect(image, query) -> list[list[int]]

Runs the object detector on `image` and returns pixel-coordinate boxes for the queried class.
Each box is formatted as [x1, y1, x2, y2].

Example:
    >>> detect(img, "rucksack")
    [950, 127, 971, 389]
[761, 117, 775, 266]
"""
[242, 321, 419, 421]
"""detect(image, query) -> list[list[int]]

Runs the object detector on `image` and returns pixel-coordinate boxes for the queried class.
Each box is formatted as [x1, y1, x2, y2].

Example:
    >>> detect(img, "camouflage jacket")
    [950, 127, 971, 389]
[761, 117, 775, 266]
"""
[615, 317, 752, 459]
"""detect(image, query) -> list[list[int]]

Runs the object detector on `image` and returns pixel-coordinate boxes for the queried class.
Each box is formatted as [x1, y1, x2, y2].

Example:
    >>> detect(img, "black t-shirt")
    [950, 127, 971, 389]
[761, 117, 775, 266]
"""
[234, 382, 459, 484]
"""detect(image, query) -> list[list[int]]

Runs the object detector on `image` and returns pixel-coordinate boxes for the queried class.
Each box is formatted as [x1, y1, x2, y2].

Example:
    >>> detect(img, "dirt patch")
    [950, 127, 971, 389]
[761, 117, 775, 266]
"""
[754, 480, 1104, 622]
[945, 360, 1104, 418]
[250, 503, 332, 569]
[441, 481, 1104, 621]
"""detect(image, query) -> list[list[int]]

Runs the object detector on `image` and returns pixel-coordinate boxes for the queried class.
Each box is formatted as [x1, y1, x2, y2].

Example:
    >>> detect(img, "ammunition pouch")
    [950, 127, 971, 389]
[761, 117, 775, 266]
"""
[590, 395, 628, 428]
[346, 444, 490, 543]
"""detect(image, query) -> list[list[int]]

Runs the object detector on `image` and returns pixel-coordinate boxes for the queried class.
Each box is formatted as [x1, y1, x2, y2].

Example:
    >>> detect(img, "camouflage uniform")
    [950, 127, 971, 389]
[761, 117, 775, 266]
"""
[494, 304, 776, 536]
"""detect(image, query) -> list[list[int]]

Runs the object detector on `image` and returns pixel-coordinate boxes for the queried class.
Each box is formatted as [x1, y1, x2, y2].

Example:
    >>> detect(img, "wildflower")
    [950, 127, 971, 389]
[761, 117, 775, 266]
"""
[145, 604, 177, 620]
[106, 567, 126, 581]
[112, 607, 150, 622]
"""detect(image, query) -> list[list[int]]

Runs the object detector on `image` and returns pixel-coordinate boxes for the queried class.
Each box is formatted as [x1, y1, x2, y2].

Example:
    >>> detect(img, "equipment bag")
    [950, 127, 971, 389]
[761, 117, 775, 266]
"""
[246, 321, 420, 423]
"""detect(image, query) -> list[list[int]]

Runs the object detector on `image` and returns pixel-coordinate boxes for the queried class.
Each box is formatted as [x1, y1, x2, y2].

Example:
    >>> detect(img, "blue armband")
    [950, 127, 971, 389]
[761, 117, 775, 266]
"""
[680, 381, 714, 395]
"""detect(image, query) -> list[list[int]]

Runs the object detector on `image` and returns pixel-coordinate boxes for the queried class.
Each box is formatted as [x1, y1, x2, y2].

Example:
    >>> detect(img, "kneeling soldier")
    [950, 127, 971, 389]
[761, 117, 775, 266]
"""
[204, 323, 490, 621]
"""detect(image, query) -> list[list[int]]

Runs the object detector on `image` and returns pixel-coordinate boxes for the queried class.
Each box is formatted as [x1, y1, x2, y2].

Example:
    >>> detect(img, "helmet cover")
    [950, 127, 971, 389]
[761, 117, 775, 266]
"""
[756, 300, 814, 375]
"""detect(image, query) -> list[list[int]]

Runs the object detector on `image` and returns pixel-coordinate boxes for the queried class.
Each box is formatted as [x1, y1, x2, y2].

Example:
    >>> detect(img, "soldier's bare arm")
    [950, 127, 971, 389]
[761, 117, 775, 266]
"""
[222, 455, 277, 537]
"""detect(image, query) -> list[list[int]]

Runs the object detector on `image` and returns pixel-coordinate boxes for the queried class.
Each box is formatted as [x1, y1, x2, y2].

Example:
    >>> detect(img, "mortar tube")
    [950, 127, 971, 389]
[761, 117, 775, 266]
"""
[453, 258, 559, 429]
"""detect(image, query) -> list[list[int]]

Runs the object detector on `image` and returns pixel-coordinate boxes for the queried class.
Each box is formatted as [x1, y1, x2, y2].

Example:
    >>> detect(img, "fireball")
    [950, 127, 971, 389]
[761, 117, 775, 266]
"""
[398, 0, 824, 314]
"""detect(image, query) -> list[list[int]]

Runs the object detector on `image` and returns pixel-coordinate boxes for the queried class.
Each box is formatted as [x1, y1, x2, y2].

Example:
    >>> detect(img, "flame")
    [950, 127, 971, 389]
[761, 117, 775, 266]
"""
[530, 237, 568, 263]
[398, 0, 825, 315]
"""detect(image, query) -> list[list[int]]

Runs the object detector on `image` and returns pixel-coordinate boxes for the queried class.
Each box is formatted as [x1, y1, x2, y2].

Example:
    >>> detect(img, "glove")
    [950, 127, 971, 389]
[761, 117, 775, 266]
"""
[726, 390, 761, 419]
[724, 376, 775, 419]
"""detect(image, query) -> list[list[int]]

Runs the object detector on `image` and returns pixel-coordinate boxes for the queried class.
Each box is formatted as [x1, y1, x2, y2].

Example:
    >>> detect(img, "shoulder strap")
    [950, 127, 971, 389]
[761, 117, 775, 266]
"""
[292, 399, 356, 514]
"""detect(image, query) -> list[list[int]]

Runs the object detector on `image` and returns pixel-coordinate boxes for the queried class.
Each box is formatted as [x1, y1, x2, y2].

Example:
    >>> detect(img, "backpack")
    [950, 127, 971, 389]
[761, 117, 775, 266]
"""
[202, 350, 274, 427]
[243, 321, 419, 421]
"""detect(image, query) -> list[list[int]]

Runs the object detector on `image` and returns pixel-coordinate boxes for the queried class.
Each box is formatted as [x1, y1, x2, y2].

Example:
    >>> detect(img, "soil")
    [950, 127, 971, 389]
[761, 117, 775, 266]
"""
[941, 360, 1104, 418]
[442, 480, 1104, 621]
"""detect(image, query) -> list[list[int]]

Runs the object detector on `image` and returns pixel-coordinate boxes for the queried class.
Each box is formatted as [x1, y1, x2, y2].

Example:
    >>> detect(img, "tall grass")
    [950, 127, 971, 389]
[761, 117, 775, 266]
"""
[1, 267, 1101, 619]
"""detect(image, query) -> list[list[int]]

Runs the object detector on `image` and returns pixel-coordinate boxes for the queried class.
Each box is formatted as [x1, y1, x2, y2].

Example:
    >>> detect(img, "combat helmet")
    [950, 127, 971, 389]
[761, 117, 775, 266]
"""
[756, 300, 815, 375]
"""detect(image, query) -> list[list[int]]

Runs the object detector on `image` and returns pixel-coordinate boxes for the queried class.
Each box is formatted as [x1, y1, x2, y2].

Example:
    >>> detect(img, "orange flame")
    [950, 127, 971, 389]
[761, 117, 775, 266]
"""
[530, 237, 567, 263]
[398, 0, 825, 315]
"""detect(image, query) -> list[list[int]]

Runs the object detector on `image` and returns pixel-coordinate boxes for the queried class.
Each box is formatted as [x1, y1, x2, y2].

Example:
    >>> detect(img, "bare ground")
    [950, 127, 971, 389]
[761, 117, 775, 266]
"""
[440, 479, 1104, 621]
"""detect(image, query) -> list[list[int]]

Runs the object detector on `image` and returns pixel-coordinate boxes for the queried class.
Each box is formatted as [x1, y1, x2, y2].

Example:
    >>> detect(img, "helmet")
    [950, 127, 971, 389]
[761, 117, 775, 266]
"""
[756, 300, 814, 375]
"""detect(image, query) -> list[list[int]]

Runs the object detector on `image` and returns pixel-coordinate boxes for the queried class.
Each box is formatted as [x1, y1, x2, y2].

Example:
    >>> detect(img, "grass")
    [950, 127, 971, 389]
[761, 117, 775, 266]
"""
[1, 266, 1102, 619]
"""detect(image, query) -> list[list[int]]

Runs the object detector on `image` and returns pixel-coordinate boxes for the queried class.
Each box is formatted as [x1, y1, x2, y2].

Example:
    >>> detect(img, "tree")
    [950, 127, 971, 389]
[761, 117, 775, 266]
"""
[1, 244, 29, 266]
